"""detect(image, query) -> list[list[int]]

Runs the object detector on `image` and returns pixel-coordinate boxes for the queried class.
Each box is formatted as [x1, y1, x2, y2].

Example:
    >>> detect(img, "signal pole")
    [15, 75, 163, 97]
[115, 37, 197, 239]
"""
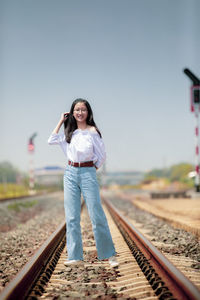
[28, 133, 37, 192]
[183, 68, 200, 192]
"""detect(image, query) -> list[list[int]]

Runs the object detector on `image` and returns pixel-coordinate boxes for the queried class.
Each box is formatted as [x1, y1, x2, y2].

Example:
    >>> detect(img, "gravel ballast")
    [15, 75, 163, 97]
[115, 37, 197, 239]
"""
[1, 189, 199, 295]
[0, 192, 65, 291]
[102, 190, 200, 269]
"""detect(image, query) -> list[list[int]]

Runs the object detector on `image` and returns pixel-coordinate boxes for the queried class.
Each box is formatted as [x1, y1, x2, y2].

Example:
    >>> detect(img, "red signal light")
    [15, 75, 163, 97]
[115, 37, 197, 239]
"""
[191, 86, 200, 112]
[28, 143, 34, 152]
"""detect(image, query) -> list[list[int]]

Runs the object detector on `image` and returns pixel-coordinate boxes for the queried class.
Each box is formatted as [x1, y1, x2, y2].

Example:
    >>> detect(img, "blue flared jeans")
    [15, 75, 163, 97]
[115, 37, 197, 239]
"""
[63, 164, 116, 260]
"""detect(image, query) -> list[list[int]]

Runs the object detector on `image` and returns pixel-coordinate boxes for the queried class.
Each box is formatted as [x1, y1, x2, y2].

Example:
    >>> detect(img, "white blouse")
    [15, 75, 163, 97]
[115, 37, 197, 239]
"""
[48, 128, 106, 168]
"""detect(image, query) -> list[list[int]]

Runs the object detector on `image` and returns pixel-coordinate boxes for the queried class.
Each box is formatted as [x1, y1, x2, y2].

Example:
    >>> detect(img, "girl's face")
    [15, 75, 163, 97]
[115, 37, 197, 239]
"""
[73, 102, 88, 124]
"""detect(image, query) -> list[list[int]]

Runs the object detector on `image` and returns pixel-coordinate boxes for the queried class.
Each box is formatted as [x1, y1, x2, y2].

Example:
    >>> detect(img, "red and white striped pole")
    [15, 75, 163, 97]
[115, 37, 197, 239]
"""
[29, 155, 34, 190]
[194, 108, 200, 191]
[28, 133, 37, 192]
[183, 69, 200, 192]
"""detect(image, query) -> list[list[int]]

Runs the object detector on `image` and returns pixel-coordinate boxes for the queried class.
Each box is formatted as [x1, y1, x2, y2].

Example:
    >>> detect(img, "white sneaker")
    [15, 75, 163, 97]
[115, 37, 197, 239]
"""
[108, 256, 119, 267]
[64, 260, 83, 266]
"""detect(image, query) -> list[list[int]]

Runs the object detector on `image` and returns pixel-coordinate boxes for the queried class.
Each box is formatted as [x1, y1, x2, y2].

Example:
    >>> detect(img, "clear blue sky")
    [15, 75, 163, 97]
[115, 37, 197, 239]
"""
[1, 0, 200, 172]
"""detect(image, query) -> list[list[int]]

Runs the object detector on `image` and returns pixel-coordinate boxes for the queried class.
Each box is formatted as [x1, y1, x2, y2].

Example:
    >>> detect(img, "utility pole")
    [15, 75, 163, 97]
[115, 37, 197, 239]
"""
[28, 133, 37, 192]
[183, 68, 200, 192]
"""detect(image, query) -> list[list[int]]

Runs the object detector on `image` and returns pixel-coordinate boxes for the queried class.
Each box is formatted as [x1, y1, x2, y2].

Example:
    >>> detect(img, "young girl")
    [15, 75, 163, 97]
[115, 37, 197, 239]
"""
[48, 98, 118, 267]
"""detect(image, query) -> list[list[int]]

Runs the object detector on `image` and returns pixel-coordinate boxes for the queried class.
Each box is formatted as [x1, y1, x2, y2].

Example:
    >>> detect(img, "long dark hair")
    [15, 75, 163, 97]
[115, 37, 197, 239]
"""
[64, 98, 102, 143]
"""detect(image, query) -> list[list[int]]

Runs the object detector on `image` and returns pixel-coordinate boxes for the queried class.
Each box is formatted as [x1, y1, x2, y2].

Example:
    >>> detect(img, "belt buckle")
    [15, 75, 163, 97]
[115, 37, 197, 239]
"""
[79, 162, 81, 167]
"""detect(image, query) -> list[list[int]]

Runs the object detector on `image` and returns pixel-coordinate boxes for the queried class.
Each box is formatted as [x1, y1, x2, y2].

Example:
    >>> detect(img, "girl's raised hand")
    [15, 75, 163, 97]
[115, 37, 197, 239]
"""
[61, 112, 70, 122]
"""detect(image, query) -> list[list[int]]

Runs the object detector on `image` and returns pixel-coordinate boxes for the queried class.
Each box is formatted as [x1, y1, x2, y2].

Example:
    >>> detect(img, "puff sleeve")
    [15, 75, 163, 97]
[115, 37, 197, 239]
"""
[48, 133, 64, 145]
[92, 133, 106, 168]
[47, 133, 68, 156]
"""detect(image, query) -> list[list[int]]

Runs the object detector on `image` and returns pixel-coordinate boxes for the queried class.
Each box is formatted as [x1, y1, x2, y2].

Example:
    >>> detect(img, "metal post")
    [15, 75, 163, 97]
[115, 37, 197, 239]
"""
[28, 133, 37, 193]
[29, 155, 34, 190]
[194, 108, 200, 192]
[183, 68, 200, 192]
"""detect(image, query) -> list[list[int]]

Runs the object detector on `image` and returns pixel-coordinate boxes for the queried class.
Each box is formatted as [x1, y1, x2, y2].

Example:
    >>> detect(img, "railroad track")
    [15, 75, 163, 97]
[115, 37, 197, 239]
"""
[0, 193, 44, 203]
[150, 190, 189, 199]
[0, 197, 200, 299]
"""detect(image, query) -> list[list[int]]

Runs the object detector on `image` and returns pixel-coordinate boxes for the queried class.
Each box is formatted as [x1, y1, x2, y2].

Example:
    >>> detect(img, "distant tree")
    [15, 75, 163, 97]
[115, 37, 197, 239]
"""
[168, 163, 194, 182]
[144, 168, 168, 180]
[144, 162, 194, 183]
[0, 161, 20, 183]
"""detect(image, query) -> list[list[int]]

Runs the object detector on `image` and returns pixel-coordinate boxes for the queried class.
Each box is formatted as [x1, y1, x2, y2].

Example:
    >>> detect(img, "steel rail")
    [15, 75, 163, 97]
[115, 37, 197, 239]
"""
[0, 221, 66, 300]
[103, 197, 200, 300]
[0, 200, 85, 300]
[0, 193, 41, 203]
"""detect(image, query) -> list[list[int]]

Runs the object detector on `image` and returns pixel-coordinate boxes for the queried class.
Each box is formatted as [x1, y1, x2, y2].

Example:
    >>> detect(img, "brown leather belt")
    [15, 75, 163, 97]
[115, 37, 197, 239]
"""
[68, 160, 94, 167]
